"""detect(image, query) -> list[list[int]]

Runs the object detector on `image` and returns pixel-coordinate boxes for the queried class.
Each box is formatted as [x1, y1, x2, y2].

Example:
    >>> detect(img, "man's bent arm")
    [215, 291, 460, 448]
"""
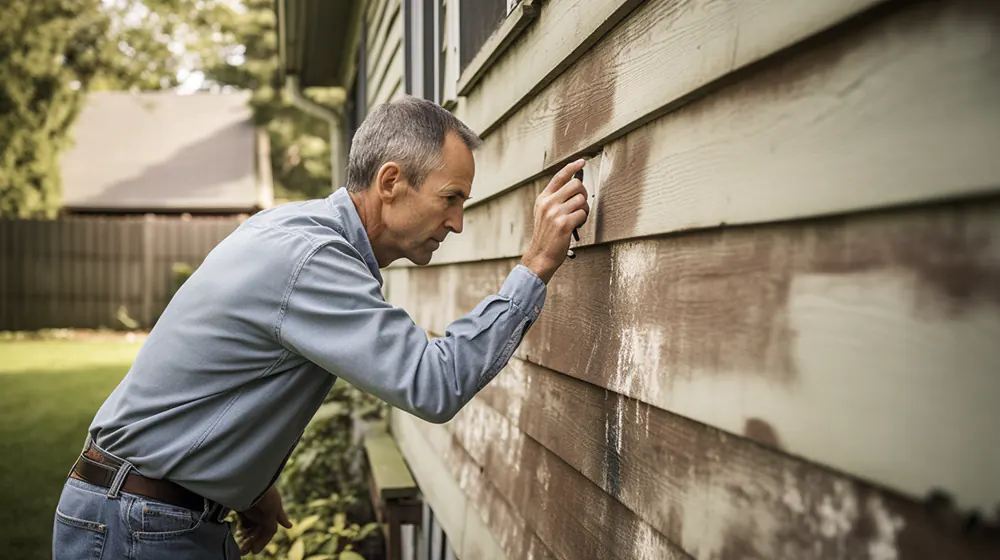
[277, 240, 545, 423]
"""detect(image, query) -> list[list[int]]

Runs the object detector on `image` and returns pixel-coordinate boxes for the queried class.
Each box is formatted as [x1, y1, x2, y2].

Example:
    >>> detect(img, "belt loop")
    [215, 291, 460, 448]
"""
[201, 499, 229, 524]
[199, 498, 212, 522]
[67, 435, 93, 479]
[106, 460, 134, 499]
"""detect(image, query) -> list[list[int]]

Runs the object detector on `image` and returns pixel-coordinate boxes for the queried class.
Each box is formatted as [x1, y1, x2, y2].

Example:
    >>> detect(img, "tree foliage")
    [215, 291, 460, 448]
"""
[0, 1, 113, 217]
[0, 0, 337, 218]
[199, 0, 337, 202]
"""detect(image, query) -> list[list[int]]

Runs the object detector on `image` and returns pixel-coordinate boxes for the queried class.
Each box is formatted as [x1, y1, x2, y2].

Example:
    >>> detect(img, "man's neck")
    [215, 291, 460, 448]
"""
[348, 190, 397, 267]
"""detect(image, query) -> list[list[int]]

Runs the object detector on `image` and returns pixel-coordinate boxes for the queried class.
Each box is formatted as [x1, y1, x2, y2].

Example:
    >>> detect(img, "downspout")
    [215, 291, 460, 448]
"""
[285, 75, 346, 190]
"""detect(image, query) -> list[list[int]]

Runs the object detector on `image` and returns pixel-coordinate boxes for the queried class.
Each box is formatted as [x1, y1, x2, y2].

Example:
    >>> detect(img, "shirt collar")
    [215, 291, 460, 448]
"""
[327, 187, 384, 287]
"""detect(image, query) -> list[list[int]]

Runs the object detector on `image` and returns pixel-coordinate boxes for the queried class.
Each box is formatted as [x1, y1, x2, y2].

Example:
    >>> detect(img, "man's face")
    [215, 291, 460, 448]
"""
[383, 132, 474, 265]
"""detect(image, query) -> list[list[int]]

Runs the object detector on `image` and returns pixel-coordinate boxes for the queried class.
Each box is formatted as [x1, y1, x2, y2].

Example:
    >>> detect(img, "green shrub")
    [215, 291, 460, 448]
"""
[241, 384, 389, 560]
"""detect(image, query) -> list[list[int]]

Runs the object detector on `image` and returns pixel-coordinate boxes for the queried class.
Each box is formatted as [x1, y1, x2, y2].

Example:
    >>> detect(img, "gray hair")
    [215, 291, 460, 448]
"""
[345, 95, 482, 192]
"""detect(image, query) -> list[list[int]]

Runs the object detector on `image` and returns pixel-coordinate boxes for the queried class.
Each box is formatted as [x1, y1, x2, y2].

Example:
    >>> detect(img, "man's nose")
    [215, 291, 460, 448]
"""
[445, 209, 464, 234]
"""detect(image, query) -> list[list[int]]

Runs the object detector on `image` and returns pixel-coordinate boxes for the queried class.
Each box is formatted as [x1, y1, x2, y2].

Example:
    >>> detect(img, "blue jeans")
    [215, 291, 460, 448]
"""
[52, 476, 241, 559]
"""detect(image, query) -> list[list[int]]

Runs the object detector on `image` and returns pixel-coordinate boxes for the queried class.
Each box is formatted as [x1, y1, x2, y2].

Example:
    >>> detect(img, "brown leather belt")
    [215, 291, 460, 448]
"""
[70, 446, 214, 516]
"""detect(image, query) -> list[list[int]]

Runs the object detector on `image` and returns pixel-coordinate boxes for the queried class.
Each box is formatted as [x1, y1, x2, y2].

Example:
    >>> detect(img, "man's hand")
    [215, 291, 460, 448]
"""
[521, 159, 590, 283]
[235, 485, 292, 556]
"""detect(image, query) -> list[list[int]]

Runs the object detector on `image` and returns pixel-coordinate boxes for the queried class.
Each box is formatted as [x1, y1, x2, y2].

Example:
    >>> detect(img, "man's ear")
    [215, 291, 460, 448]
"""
[375, 162, 404, 202]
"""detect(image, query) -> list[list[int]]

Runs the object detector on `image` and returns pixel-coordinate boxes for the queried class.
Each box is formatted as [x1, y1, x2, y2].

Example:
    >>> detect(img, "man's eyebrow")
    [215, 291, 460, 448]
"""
[443, 188, 471, 200]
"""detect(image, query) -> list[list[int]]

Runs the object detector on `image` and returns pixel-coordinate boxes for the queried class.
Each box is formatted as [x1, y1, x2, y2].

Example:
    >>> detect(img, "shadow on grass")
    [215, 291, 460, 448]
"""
[0, 363, 128, 560]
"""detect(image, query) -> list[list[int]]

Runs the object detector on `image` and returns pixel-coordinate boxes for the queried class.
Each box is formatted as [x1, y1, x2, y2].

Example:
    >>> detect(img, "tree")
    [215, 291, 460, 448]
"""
[200, 0, 338, 202]
[0, 1, 113, 217]
[0, 0, 336, 219]
[0, 0, 199, 217]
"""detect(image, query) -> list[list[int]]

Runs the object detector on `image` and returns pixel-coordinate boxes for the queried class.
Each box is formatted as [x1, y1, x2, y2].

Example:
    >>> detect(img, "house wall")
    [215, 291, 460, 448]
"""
[366, 0, 407, 111]
[380, 0, 1000, 558]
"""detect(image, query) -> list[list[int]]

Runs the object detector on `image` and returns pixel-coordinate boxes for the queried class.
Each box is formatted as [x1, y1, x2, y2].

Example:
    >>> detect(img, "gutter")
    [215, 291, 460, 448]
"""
[284, 75, 346, 190]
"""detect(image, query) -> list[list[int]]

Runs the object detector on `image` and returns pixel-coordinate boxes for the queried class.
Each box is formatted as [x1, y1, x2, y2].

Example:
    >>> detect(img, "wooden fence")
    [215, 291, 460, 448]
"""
[0, 215, 243, 331]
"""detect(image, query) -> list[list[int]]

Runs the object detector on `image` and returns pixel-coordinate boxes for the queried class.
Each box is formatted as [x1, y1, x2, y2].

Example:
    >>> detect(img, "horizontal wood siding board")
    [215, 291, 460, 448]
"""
[390, 410, 469, 547]
[415, 407, 552, 560]
[383, 197, 1000, 514]
[388, 79, 404, 103]
[372, 70, 403, 109]
[467, 0, 976, 209]
[367, 0, 392, 51]
[368, 0, 402, 80]
[454, 0, 647, 135]
[455, 0, 539, 96]
[368, 21, 403, 107]
[393, 410, 529, 560]
[392, 0, 1000, 269]
[403, 409, 688, 560]
[369, 44, 403, 108]
[470, 356, 1000, 559]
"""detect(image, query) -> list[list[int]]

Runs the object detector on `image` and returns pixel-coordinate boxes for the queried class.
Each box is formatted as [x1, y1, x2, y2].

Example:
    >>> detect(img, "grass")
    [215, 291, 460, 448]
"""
[0, 337, 141, 560]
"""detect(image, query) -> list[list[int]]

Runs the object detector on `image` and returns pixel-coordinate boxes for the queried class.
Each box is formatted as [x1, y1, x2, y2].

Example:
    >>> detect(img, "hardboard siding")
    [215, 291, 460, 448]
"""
[385, 197, 1000, 514]
[387, 0, 1000, 269]
[383, 0, 1000, 556]
[471, 356, 1000, 559]
[466, 0, 996, 208]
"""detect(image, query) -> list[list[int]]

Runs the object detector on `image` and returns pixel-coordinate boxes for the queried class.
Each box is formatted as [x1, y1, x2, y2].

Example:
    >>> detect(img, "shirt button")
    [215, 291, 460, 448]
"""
[533, 305, 540, 314]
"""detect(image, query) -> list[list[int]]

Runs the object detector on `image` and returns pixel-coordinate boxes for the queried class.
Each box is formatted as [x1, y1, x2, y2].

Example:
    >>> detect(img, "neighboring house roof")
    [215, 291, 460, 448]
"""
[61, 91, 272, 213]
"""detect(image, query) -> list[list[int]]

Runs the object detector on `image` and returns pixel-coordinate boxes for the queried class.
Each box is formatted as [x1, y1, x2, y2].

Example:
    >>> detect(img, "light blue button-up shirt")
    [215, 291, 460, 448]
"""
[89, 187, 546, 511]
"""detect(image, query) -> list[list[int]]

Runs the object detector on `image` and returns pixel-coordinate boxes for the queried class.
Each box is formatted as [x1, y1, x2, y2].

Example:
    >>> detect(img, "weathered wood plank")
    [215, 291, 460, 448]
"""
[471, 356, 1000, 559]
[367, 0, 392, 50]
[389, 78, 404, 103]
[372, 73, 402, 110]
[368, 0, 402, 86]
[455, 0, 539, 97]
[390, 409, 469, 549]
[453, 0, 647, 135]
[399, 0, 1000, 268]
[370, 46, 403, 109]
[458, 505, 508, 560]
[465, 0, 999, 209]
[364, 422, 418, 501]
[368, 20, 403, 107]
[384, 197, 1000, 514]
[393, 410, 548, 560]
[402, 407, 689, 560]
[440, 0, 460, 109]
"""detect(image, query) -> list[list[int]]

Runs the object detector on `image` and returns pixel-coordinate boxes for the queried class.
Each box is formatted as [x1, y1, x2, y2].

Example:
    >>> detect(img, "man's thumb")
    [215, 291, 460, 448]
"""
[277, 507, 292, 529]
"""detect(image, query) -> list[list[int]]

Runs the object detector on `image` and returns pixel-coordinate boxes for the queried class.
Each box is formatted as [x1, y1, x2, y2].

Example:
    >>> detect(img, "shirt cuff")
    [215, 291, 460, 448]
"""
[499, 264, 547, 320]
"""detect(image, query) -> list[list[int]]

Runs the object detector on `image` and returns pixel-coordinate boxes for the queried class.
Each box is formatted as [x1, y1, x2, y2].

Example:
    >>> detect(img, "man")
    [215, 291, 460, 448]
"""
[52, 96, 589, 559]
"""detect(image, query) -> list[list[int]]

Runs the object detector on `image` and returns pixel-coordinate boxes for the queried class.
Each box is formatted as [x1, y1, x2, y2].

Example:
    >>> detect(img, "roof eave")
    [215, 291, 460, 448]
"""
[277, 0, 363, 89]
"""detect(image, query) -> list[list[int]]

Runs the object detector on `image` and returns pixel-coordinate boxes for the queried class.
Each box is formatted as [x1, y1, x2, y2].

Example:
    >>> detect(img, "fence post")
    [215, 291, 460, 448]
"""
[142, 213, 155, 328]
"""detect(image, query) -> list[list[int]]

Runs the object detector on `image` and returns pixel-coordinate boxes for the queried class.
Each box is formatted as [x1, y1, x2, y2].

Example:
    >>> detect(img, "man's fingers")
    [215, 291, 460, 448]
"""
[277, 508, 292, 529]
[568, 208, 588, 230]
[542, 159, 586, 195]
[552, 178, 588, 204]
[560, 192, 590, 215]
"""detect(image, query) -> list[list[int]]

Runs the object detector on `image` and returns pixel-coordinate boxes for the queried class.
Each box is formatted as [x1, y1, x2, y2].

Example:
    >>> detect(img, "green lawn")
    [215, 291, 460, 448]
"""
[0, 337, 141, 559]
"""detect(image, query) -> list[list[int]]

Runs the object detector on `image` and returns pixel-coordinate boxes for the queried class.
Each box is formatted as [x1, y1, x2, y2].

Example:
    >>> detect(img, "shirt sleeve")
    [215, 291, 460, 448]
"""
[277, 240, 546, 424]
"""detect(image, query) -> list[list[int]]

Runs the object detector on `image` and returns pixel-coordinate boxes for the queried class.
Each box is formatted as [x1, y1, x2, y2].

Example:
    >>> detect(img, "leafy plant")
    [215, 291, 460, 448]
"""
[258, 498, 380, 560]
[241, 383, 388, 560]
